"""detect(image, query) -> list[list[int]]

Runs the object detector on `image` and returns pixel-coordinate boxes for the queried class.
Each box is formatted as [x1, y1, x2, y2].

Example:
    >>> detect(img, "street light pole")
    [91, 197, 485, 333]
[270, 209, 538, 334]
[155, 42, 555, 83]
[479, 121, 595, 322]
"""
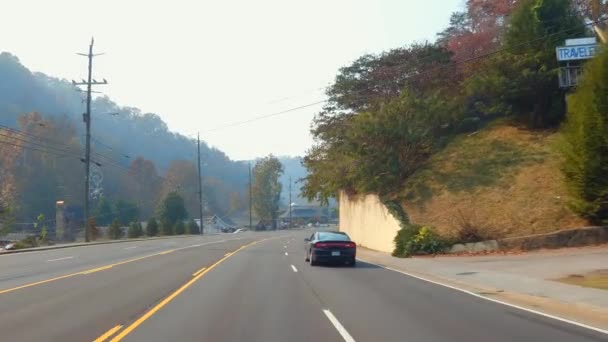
[289, 176, 292, 229]
[249, 162, 253, 230]
[197, 133, 204, 235]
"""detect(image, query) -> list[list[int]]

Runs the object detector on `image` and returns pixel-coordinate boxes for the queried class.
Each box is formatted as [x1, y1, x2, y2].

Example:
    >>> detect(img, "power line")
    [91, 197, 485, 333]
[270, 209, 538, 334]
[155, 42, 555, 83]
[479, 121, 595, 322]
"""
[0, 139, 79, 160]
[0, 131, 81, 158]
[91, 135, 131, 159]
[203, 100, 326, 133]
[0, 124, 79, 151]
[0, 128, 127, 169]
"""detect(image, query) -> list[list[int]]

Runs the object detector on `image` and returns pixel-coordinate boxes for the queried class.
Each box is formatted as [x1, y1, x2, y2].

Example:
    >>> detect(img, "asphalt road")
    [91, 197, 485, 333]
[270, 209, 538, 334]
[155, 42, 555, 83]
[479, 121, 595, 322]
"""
[0, 230, 606, 342]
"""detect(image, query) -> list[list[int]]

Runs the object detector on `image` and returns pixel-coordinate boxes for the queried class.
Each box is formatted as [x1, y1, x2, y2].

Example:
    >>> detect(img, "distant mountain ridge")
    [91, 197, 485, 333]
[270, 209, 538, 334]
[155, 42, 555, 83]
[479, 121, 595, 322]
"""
[0, 52, 248, 188]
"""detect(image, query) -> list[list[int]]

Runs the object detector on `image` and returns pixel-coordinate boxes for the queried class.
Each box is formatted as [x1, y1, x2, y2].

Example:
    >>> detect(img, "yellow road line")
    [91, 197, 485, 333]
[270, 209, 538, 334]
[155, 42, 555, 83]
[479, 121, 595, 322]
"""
[0, 249, 175, 295]
[192, 266, 207, 277]
[0, 237, 264, 295]
[0, 271, 84, 295]
[81, 265, 114, 275]
[93, 324, 123, 342]
[110, 240, 269, 342]
[224, 252, 232, 257]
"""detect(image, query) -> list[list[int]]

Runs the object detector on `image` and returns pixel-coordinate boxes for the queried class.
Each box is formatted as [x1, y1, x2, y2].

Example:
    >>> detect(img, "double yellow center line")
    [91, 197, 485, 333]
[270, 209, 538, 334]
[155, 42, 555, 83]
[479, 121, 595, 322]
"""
[97, 239, 264, 342]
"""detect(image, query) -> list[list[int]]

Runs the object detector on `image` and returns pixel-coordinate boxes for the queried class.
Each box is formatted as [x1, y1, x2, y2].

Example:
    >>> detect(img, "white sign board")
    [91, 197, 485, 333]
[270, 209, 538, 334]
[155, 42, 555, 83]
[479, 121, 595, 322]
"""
[556, 44, 598, 61]
[565, 37, 596, 46]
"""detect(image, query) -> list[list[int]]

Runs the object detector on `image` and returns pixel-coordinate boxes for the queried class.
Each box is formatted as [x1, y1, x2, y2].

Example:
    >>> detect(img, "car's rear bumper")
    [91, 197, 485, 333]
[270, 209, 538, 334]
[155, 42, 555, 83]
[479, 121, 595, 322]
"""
[311, 249, 356, 263]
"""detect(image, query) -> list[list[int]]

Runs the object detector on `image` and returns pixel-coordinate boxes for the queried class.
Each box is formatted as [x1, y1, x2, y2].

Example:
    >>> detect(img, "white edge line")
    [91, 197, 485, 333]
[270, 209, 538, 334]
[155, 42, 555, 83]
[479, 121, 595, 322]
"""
[285, 252, 288, 256]
[358, 258, 608, 336]
[291, 264, 298, 272]
[46, 256, 74, 262]
[323, 309, 356, 342]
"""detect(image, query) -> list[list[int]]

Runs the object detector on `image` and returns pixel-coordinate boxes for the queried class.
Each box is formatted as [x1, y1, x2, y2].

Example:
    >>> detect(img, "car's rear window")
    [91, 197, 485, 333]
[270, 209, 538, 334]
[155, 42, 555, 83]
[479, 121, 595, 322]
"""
[318, 232, 350, 241]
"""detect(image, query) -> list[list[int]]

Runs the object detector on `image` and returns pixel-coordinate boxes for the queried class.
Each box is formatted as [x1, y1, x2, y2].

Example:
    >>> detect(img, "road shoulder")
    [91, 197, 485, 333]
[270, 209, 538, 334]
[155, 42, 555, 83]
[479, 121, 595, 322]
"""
[357, 247, 608, 331]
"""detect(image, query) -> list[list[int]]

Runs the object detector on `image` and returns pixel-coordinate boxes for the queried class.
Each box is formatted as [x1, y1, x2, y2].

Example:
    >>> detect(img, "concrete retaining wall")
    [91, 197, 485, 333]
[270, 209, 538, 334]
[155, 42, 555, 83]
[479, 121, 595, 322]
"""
[339, 191, 400, 253]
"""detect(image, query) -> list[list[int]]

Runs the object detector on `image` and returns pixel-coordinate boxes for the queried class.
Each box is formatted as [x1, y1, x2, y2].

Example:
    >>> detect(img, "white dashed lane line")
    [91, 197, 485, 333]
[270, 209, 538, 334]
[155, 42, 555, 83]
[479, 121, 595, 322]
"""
[46, 256, 74, 262]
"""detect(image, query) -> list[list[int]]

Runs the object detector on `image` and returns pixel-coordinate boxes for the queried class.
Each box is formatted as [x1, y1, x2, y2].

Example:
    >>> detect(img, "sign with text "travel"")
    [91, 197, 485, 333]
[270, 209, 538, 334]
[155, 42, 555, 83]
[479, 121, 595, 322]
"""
[556, 44, 599, 61]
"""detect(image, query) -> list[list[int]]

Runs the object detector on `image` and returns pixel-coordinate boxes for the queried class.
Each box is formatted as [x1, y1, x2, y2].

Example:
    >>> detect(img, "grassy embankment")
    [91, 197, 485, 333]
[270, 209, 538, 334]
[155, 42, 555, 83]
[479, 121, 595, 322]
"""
[401, 120, 587, 242]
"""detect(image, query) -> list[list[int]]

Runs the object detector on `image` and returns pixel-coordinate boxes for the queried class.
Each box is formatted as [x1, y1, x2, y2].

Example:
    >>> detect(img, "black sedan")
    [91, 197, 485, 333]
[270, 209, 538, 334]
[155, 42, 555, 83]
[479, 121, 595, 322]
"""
[304, 231, 356, 266]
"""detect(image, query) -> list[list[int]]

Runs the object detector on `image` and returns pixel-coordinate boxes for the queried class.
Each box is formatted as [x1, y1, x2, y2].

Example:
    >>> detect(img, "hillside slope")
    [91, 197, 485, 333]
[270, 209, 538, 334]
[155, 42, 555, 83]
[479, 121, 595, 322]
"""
[402, 122, 587, 240]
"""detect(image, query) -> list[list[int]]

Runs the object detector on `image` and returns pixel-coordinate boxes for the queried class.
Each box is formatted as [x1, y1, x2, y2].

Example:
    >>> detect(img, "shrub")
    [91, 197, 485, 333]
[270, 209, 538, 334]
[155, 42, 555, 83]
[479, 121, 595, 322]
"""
[412, 226, 446, 254]
[108, 219, 123, 240]
[13, 241, 28, 249]
[89, 218, 101, 241]
[393, 224, 419, 257]
[186, 219, 200, 235]
[560, 48, 608, 224]
[173, 220, 185, 235]
[160, 219, 173, 236]
[127, 221, 143, 238]
[453, 210, 493, 243]
[393, 224, 447, 257]
[146, 217, 159, 237]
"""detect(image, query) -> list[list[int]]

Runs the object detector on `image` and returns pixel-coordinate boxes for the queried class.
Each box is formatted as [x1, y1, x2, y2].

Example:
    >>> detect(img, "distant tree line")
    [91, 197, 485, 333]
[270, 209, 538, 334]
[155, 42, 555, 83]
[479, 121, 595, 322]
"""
[0, 54, 252, 234]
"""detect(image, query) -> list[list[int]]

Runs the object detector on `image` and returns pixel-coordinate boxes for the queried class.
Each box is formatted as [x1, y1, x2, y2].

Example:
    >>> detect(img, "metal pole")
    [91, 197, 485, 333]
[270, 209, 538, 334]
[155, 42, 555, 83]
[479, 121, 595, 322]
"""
[197, 133, 204, 235]
[249, 162, 253, 230]
[288, 176, 292, 229]
[83, 39, 93, 243]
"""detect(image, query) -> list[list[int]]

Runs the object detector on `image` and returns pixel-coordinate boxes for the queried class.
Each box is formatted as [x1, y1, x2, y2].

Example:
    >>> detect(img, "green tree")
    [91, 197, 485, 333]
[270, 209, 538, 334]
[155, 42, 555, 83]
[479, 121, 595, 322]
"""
[146, 217, 159, 237]
[160, 219, 174, 236]
[127, 221, 143, 238]
[252, 155, 284, 229]
[115, 200, 139, 226]
[124, 157, 162, 218]
[466, 0, 585, 127]
[36, 214, 48, 243]
[13, 113, 84, 221]
[157, 191, 188, 227]
[108, 219, 123, 240]
[95, 197, 113, 226]
[560, 48, 608, 223]
[186, 219, 200, 235]
[173, 220, 185, 235]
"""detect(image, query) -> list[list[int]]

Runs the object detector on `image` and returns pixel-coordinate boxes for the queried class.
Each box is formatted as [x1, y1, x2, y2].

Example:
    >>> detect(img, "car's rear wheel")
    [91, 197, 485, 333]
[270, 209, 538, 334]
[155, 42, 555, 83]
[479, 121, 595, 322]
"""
[309, 251, 317, 266]
[349, 257, 356, 267]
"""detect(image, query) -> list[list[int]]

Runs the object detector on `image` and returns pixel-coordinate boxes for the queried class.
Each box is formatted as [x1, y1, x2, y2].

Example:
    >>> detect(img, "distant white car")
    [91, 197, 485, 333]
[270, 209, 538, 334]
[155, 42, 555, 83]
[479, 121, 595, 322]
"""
[4, 243, 15, 250]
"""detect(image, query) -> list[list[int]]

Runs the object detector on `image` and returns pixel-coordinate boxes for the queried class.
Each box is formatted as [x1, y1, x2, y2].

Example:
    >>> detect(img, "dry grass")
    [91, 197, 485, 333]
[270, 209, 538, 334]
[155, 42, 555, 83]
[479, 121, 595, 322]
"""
[402, 124, 587, 241]
[558, 270, 608, 290]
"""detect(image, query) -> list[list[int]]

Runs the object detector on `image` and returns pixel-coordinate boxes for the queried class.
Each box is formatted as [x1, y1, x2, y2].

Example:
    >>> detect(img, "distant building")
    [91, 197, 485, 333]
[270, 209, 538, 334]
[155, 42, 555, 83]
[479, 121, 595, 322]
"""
[280, 205, 329, 225]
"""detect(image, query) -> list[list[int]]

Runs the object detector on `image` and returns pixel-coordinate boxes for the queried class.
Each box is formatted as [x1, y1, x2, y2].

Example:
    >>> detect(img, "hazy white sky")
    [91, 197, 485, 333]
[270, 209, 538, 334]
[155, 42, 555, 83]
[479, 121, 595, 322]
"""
[1, 0, 463, 160]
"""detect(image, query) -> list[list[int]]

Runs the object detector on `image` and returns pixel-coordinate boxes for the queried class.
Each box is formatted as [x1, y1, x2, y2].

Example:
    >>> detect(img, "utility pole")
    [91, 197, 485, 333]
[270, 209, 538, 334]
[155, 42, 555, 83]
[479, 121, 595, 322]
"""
[592, 0, 607, 43]
[249, 162, 253, 230]
[288, 176, 292, 229]
[197, 133, 204, 235]
[73, 38, 107, 242]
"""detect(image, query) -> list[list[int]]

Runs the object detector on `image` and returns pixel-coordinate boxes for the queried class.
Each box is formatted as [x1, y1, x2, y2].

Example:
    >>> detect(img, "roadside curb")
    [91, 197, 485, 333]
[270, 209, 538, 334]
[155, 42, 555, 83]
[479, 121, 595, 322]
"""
[0, 234, 220, 255]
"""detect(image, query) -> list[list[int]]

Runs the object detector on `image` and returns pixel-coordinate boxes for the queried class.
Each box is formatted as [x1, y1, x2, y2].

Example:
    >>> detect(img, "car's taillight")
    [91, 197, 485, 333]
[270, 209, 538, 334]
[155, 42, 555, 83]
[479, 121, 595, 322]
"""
[314, 242, 356, 248]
